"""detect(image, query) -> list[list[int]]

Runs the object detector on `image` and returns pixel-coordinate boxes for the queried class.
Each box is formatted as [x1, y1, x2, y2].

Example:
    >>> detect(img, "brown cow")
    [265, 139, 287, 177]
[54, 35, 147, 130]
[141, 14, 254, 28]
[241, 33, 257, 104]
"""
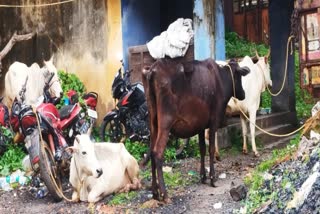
[142, 58, 250, 202]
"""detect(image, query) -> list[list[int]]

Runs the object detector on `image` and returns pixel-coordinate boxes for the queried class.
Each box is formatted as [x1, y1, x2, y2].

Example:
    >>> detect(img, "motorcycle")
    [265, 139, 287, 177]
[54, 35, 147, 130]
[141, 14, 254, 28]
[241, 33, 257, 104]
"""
[0, 97, 10, 155]
[100, 62, 149, 143]
[13, 74, 98, 201]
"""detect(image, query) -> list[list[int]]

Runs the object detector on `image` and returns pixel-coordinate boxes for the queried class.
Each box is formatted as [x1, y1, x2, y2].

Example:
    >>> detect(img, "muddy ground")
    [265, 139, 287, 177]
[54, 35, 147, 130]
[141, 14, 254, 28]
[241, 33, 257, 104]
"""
[0, 148, 273, 214]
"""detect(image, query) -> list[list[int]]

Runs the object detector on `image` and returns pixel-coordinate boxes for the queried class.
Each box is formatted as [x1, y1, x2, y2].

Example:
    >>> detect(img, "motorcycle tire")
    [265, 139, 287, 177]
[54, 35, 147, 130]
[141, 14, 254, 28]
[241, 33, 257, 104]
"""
[39, 141, 63, 202]
[100, 117, 126, 142]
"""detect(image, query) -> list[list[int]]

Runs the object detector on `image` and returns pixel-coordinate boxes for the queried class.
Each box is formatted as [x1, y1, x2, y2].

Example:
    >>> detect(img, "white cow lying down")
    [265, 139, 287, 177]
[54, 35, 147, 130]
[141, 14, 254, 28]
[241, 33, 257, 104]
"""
[68, 134, 141, 203]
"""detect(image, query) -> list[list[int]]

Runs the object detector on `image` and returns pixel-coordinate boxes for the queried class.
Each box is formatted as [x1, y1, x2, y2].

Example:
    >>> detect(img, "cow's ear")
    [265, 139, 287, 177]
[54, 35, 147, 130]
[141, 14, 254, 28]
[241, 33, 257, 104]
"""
[75, 135, 81, 144]
[237, 66, 250, 76]
[142, 66, 153, 80]
[66, 146, 78, 154]
[251, 56, 259, 64]
[177, 64, 184, 73]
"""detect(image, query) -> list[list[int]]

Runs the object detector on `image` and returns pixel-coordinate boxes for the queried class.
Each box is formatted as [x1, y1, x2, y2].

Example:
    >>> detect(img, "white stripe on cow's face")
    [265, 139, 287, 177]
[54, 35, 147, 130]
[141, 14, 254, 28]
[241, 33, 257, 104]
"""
[74, 135, 102, 178]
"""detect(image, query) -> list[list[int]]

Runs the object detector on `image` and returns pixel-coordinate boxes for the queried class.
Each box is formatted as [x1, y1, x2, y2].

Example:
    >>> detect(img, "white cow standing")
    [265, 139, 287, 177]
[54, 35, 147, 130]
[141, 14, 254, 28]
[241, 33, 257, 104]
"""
[215, 54, 272, 157]
[68, 134, 141, 203]
[4, 56, 62, 107]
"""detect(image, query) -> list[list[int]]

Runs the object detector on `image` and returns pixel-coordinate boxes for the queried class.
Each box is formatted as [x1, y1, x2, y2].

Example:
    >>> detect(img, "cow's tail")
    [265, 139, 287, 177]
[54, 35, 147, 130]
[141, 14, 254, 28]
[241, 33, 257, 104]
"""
[141, 66, 156, 167]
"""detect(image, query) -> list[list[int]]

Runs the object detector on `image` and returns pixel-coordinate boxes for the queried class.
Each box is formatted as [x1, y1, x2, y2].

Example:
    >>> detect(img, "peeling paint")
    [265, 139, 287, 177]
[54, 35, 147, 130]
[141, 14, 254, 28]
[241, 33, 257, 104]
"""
[193, 0, 225, 60]
[194, 0, 215, 60]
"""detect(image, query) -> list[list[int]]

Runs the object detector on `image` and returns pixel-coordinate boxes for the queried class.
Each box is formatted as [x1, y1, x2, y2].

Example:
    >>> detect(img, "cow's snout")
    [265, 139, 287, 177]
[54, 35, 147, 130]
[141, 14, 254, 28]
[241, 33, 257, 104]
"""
[96, 168, 103, 178]
[237, 90, 246, 101]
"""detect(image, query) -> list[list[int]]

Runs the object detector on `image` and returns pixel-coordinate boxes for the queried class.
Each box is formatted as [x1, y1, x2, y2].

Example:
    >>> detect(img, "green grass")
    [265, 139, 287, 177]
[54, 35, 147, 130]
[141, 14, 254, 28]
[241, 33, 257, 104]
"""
[107, 191, 138, 206]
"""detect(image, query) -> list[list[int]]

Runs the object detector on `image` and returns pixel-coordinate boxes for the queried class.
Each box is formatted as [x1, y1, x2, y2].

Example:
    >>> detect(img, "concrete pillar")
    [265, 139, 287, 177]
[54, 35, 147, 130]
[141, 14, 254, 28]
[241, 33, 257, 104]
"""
[269, 0, 296, 113]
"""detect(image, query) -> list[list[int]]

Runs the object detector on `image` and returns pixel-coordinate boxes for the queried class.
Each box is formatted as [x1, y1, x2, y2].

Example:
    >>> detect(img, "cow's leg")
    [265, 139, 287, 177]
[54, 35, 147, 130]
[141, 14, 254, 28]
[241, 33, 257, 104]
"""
[240, 114, 248, 154]
[153, 129, 170, 203]
[208, 127, 216, 187]
[151, 151, 159, 200]
[71, 190, 80, 202]
[147, 109, 160, 200]
[87, 182, 106, 203]
[214, 132, 221, 161]
[126, 157, 142, 190]
[198, 130, 206, 183]
[249, 110, 259, 157]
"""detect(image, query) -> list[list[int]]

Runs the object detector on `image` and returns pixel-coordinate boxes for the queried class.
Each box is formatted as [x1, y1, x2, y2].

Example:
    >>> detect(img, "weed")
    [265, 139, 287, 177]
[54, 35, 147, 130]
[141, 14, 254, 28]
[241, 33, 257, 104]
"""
[0, 144, 26, 176]
[107, 191, 138, 205]
[124, 140, 149, 162]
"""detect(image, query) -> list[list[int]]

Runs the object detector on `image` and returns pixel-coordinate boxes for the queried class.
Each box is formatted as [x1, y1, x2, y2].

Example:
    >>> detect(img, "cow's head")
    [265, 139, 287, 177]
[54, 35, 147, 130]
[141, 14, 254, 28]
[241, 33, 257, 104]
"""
[227, 59, 250, 100]
[43, 55, 63, 99]
[68, 134, 103, 178]
[255, 50, 272, 88]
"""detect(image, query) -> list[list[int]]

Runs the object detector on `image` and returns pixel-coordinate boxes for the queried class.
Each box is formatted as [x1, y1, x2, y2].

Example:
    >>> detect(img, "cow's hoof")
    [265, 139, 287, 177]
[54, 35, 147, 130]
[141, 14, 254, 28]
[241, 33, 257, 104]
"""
[164, 197, 172, 204]
[201, 175, 207, 184]
[215, 155, 221, 162]
[152, 192, 160, 201]
[88, 202, 95, 212]
[242, 150, 248, 155]
[210, 179, 217, 187]
[254, 152, 260, 157]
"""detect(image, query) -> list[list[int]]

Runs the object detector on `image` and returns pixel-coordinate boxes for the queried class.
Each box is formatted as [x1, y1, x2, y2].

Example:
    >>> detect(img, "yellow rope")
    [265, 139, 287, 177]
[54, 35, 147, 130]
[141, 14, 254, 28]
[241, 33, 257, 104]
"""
[226, 64, 236, 98]
[232, 98, 306, 137]
[266, 35, 295, 96]
[0, 0, 76, 8]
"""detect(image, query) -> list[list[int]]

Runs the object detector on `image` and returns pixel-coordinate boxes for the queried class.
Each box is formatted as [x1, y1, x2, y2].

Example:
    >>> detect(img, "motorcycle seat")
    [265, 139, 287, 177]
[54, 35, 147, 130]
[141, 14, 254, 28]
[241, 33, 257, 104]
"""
[59, 104, 76, 120]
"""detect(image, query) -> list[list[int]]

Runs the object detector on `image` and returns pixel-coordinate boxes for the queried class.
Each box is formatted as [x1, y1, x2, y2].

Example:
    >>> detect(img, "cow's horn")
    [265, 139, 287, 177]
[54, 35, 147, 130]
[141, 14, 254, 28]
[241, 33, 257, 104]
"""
[255, 50, 259, 58]
[266, 49, 271, 58]
[75, 135, 80, 144]
[86, 126, 92, 136]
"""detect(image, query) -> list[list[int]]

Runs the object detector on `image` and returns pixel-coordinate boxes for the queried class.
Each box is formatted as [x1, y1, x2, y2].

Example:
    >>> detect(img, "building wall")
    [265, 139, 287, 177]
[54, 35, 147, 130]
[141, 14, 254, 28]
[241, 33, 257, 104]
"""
[0, 0, 123, 123]
[121, 0, 161, 69]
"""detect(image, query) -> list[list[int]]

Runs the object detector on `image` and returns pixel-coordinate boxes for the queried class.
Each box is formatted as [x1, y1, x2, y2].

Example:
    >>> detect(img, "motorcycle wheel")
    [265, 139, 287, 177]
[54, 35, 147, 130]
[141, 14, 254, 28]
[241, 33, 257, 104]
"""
[39, 141, 63, 202]
[100, 117, 126, 142]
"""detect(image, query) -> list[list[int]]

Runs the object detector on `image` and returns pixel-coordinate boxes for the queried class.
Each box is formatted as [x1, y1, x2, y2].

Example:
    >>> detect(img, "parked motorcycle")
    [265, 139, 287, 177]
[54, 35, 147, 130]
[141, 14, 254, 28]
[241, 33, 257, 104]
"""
[100, 62, 149, 143]
[0, 97, 10, 155]
[13, 74, 98, 201]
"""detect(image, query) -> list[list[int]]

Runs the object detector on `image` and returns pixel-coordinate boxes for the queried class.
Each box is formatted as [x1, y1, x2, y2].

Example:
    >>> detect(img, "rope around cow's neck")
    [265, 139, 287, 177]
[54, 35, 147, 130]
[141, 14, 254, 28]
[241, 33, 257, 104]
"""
[225, 64, 236, 98]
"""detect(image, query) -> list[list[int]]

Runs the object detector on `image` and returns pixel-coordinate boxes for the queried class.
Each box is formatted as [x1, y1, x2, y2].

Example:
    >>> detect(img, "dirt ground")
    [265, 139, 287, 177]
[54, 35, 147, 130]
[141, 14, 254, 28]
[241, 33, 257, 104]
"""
[0, 148, 273, 214]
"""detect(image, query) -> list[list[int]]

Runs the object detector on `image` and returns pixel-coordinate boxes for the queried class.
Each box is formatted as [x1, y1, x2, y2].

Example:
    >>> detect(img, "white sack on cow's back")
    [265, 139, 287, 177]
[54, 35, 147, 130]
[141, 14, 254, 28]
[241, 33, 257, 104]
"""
[147, 18, 194, 59]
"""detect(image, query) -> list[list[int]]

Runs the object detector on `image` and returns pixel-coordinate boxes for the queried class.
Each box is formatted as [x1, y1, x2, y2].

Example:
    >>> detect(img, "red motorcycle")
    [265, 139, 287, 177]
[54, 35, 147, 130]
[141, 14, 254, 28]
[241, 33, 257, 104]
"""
[0, 97, 10, 155]
[13, 75, 98, 201]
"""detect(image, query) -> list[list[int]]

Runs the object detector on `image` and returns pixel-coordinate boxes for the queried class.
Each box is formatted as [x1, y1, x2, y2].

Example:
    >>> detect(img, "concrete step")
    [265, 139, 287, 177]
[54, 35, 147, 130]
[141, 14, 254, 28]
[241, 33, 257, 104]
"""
[263, 134, 299, 150]
[217, 111, 298, 149]
[224, 111, 297, 129]
[254, 123, 299, 146]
